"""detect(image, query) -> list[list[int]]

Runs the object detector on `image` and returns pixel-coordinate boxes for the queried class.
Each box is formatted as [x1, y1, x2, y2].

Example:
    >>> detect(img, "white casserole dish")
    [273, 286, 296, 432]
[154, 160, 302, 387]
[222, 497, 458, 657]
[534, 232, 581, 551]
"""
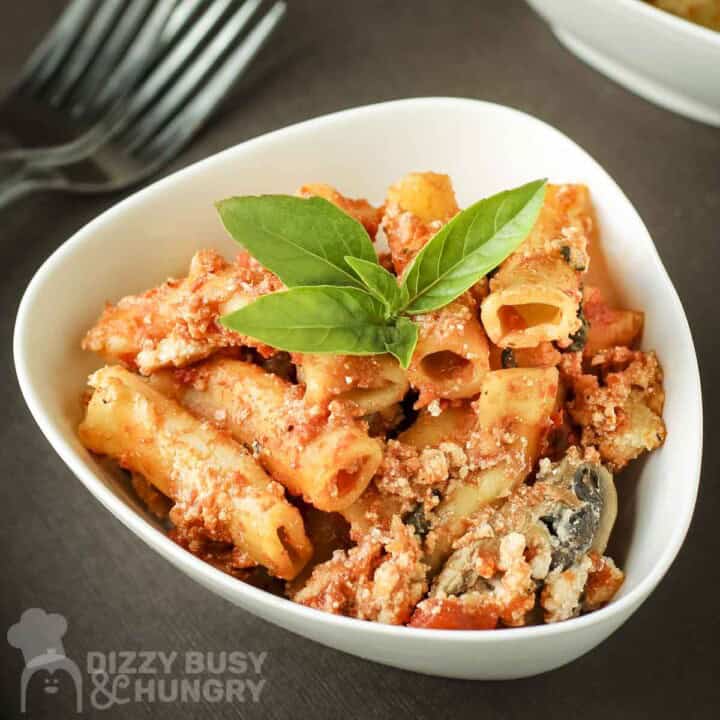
[526, 0, 720, 126]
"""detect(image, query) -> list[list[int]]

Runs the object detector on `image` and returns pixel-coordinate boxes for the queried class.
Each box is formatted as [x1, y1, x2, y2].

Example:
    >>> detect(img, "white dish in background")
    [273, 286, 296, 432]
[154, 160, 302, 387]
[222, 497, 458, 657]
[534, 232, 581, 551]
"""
[14, 98, 702, 679]
[527, 0, 720, 126]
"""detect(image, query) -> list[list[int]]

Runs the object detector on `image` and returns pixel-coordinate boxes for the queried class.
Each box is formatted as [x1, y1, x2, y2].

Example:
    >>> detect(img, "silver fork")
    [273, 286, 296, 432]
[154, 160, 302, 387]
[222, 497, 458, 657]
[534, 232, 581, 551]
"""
[2, 0, 226, 170]
[0, 0, 286, 209]
[0, 0, 180, 162]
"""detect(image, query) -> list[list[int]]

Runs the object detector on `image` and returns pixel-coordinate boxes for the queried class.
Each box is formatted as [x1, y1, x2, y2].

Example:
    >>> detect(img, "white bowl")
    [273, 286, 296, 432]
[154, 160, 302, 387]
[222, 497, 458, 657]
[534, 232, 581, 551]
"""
[527, 0, 720, 127]
[14, 98, 702, 679]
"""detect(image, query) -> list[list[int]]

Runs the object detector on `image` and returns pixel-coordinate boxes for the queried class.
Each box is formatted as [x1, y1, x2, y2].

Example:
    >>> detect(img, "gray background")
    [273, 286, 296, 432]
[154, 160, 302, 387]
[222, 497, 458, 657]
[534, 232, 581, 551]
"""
[1, 1, 718, 718]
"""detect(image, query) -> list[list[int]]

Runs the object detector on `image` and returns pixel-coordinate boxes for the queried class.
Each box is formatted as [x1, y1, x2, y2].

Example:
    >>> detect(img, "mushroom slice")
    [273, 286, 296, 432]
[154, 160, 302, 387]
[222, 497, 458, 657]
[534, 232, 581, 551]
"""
[590, 463, 617, 554]
[534, 451, 618, 571]
[411, 447, 620, 629]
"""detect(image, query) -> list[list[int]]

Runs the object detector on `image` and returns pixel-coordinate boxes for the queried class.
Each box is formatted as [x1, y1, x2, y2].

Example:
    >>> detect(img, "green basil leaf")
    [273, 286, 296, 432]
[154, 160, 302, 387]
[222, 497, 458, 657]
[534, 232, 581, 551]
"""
[345, 256, 405, 313]
[216, 195, 378, 288]
[384, 316, 418, 368]
[220, 286, 392, 356]
[400, 179, 547, 314]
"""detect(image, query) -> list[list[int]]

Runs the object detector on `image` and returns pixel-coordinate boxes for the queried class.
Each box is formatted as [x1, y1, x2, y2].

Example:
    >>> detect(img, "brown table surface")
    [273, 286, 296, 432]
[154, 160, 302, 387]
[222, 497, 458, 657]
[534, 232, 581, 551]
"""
[1, 1, 718, 718]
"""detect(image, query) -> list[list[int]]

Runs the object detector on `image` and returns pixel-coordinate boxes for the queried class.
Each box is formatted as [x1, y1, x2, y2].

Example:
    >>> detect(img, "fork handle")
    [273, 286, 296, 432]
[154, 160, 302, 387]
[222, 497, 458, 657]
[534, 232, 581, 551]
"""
[0, 176, 38, 210]
[0, 122, 110, 171]
[0, 167, 63, 210]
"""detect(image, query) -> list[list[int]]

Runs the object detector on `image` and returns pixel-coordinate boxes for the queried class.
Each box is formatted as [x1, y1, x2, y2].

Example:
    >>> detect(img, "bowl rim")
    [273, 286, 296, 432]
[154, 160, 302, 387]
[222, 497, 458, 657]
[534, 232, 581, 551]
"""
[13, 96, 703, 643]
[612, 0, 720, 44]
[530, 0, 720, 45]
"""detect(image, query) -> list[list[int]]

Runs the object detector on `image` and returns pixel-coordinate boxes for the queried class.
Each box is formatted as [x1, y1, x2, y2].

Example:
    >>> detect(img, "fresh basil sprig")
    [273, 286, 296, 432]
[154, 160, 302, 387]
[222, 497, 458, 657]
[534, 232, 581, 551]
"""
[220, 285, 409, 353]
[344, 256, 407, 315]
[216, 195, 377, 289]
[401, 180, 547, 314]
[219, 179, 546, 368]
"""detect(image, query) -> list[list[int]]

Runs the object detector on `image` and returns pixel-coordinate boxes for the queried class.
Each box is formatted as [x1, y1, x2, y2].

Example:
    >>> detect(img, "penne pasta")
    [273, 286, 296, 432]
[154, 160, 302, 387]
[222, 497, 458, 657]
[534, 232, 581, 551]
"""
[583, 285, 644, 356]
[560, 347, 665, 470]
[82, 249, 281, 375]
[407, 294, 490, 407]
[285, 505, 351, 597]
[481, 184, 594, 348]
[292, 516, 428, 625]
[385, 172, 459, 225]
[151, 358, 383, 512]
[340, 483, 408, 540]
[424, 367, 559, 570]
[78, 366, 312, 580]
[382, 172, 459, 274]
[296, 353, 409, 414]
[399, 403, 477, 449]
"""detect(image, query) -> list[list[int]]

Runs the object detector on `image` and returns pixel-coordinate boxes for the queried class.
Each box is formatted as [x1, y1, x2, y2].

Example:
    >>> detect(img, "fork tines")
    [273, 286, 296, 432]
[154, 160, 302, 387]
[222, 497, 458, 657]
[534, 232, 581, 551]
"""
[17, 0, 177, 122]
[0, 0, 287, 203]
[125, 0, 287, 160]
[14, 0, 285, 140]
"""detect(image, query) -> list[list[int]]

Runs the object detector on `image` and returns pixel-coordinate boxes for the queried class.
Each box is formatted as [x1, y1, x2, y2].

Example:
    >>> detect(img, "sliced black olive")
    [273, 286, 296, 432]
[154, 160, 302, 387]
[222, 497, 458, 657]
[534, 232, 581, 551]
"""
[501, 348, 517, 369]
[261, 352, 297, 382]
[573, 463, 601, 502]
[567, 304, 589, 352]
[540, 463, 604, 571]
[540, 513, 572, 570]
[560, 245, 586, 271]
[403, 504, 431, 538]
[389, 389, 420, 438]
[542, 508, 598, 572]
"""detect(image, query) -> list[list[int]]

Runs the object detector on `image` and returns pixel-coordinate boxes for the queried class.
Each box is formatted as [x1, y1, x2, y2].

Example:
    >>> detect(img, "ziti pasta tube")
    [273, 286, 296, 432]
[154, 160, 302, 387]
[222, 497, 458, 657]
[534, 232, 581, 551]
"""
[481, 184, 594, 348]
[78, 365, 312, 580]
[151, 358, 383, 512]
[398, 403, 477, 449]
[425, 367, 559, 570]
[407, 293, 490, 407]
[382, 172, 460, 274]
[296, 354, 409, 414]
[82, 249, 281, 375]
[341, 403, 493, 540]
[582, 285, 644, 357]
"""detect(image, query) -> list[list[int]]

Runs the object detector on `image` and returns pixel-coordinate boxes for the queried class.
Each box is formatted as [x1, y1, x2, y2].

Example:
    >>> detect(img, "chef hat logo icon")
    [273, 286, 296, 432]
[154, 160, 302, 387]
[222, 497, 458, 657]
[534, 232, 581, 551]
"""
[7, 608, 82, 713]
